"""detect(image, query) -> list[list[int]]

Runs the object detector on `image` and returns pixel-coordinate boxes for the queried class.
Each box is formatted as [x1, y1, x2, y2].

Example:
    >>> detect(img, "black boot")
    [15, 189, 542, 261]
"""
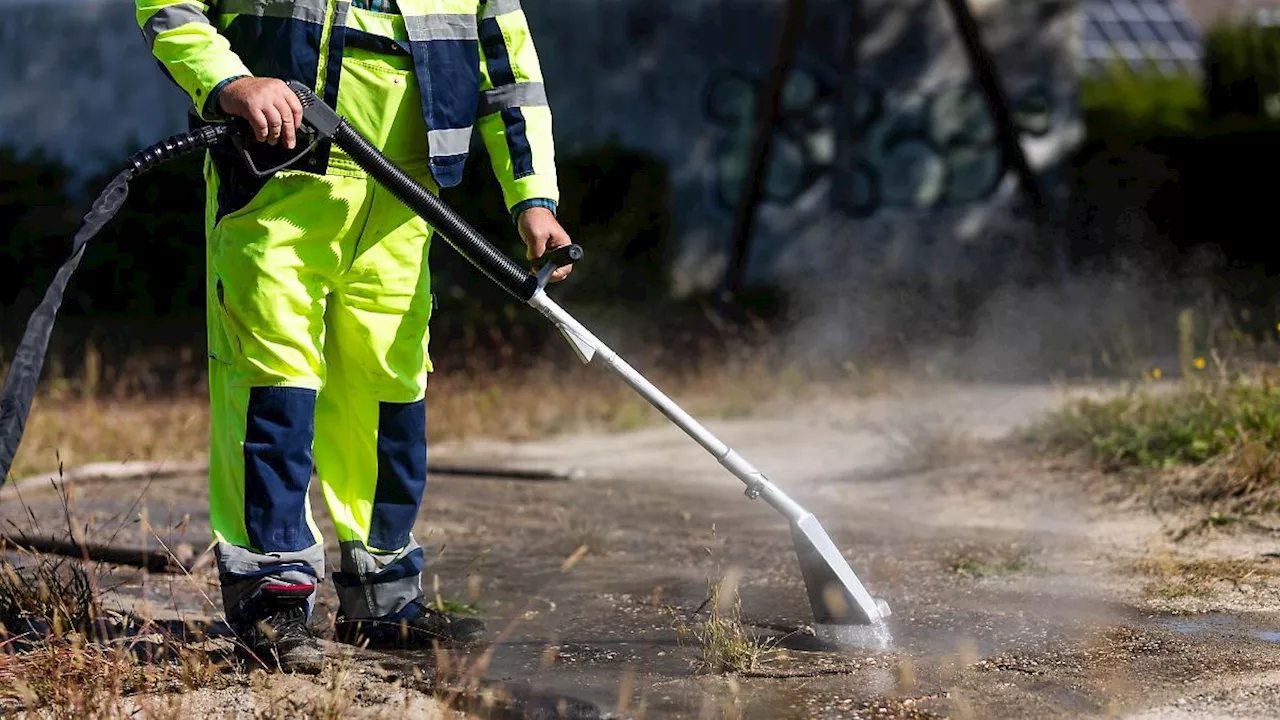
[335, 600, 486, 650]
[234, 584, 325, 674]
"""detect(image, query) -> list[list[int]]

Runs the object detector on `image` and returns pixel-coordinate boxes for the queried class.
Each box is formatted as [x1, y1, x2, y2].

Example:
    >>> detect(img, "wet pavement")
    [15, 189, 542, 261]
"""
[6, 386, 1280, 718]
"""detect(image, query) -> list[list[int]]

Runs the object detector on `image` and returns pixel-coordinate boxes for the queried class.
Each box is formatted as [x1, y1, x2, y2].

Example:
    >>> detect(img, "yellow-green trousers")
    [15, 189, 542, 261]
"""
[204, 45, 438, 630]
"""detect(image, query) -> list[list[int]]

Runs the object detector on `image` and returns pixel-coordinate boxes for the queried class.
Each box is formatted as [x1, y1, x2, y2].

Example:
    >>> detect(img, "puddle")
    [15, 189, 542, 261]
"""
[1158, 614, 1242, 636]
[1155, 613, 1280, 645]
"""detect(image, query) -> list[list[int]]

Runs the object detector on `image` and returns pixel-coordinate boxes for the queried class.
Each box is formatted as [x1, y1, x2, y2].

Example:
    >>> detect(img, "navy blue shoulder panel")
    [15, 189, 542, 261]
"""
[211, 15, 332, 213]
[223, 15, 324, 91]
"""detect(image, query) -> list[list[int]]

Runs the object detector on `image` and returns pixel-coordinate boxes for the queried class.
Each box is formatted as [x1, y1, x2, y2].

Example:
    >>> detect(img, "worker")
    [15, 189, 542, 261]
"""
[135, 0, 573, 673]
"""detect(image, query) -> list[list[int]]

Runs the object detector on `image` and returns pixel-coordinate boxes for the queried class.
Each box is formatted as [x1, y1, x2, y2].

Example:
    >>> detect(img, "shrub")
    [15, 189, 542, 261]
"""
[1204, 21, 1280, 125]
[1080, 59, 1204, 142]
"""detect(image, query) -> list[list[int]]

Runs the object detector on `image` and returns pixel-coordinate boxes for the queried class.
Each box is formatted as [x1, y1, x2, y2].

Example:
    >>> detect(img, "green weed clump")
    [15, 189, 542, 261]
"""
[1027, 368, 1280, 517]
[1028, 375, 1280, 471]
[949, 544, 1039, 579]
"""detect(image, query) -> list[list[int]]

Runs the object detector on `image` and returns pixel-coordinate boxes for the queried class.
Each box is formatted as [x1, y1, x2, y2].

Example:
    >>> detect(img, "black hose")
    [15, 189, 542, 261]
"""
[332, 123, 540, 302]
[126, 125, 231, 176]
[0, 125, 231, 484]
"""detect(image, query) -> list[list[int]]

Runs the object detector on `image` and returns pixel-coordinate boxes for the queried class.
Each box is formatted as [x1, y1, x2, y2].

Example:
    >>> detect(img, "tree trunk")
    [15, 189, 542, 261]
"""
[831, 0, 863, 214]
[939, 0, 1072, 283]
[718, 0, 808, 309]
[939, 0, 1046, 215]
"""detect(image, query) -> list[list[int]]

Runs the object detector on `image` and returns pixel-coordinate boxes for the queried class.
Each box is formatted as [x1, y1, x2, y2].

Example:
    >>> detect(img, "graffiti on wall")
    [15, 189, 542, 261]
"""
[704, 58, 840, 211]
[704, 58, 1055, 217]
[839, 79, 1053, 216]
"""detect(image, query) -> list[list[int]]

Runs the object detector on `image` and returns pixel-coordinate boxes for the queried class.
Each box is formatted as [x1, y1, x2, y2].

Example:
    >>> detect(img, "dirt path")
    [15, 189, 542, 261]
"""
[7, 381, 1280, 718]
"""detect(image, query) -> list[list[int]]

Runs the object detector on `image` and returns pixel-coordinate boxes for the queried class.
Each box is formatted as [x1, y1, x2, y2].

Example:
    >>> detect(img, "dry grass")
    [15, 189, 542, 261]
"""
[674, 575, 782, 674]
[7, 347, 886, 482]
[0, 551, 97, 638]
[0, 549, 458, 719]
[0, 549, 233, 719]
[7, 398, 209, 481]
[420, 351, 817, 443]
[1133, 555, 1280, 601]
[0, 481, 236, 719]
[1025, 366, 1280, 519]
[0, 635, 196, 719]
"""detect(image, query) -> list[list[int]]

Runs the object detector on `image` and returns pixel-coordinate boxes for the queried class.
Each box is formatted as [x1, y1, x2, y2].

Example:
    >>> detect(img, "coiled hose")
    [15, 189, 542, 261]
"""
[331, 123, 541, 302]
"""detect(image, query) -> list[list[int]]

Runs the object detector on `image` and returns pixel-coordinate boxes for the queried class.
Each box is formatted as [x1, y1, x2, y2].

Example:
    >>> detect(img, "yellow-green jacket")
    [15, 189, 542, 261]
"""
[135, 0, 558, 214]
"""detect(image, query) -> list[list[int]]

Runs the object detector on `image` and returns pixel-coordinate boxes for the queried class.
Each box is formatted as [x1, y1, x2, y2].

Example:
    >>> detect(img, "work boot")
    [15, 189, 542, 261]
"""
[334, 600, 486, 650]
[234, 584, 325, 674]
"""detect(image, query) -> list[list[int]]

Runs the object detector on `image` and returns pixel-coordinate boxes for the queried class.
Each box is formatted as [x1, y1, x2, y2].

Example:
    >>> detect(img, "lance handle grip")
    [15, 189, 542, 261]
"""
[535, 244, 583, 270]
[532, 243, 582, 289]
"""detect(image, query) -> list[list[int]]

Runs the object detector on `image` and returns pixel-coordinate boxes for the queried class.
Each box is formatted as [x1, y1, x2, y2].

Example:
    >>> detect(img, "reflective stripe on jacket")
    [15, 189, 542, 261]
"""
[135, 0, 557, 207]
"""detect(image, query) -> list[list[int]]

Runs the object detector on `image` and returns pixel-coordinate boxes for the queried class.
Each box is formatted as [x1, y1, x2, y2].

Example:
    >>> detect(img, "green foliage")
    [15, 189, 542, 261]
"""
[1079, 20, 1280, 145]
[950, 549, 1037, 579]
[0, 147, 206, 321]
[0, 148, 80, 312]
[439, 137, 673, 307]
[554, 138, 672, 303]
[1080, 60, 1204, 141]
[1204, 21, 1280, 124]
[1026, 377, 1280, 471]
[430, 598, 480, 617]
[1070, 20, 1280, 340]
[75, 153, 207, 317]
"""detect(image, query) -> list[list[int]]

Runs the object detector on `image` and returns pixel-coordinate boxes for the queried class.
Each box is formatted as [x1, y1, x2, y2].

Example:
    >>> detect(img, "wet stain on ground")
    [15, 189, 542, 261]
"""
[1156, 612, 1280, 647]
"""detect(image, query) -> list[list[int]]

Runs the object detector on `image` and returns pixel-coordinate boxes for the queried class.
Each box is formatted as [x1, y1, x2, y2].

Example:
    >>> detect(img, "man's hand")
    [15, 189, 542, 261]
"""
[218, 77, 305, 149]
[518, 207, 574, 283]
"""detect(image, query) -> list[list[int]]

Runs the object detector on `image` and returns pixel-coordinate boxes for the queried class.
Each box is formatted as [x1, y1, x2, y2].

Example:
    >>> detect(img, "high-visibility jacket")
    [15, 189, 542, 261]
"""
[134, 0, 558, 213]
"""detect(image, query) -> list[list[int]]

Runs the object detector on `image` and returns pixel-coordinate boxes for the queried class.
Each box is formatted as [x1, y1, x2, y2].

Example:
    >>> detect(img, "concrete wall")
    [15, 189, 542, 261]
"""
[0, 0, 1081, 293]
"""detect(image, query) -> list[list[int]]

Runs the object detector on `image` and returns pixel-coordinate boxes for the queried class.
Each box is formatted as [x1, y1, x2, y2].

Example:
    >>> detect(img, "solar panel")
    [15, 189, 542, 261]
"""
[1143, 4, 1172, 23]
[1113, 1, 1143, 22]
[1084, 19, 1105, 44]
[1081, 0, 1204, 74]
[1126, 19, 1160, 42]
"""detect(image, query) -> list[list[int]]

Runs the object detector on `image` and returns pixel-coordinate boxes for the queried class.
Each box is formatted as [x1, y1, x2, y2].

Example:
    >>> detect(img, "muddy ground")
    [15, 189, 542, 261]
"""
[7, 381, 1280, 719]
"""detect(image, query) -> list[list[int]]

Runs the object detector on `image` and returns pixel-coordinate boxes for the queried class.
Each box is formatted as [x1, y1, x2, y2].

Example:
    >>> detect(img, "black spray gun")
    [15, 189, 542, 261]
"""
[0, 82, 890, 628]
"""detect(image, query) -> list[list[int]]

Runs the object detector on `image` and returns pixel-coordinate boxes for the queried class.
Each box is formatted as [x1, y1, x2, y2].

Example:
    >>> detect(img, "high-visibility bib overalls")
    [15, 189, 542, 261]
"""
[136, 0, 558, 632]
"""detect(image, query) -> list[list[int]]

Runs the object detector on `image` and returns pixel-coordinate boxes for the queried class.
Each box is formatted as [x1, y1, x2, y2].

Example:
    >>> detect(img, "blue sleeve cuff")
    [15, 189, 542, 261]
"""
[204, 74, 249, 119]
[511, 198, 557, 226]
